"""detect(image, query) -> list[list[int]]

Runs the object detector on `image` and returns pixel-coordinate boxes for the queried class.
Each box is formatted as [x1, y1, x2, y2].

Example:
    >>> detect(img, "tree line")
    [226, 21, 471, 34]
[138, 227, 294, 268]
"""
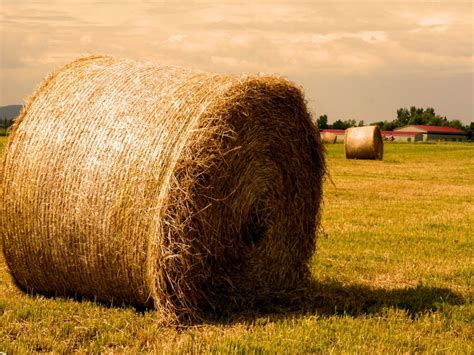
[316, 106, 473, 138]
[1, 117, 15, 129]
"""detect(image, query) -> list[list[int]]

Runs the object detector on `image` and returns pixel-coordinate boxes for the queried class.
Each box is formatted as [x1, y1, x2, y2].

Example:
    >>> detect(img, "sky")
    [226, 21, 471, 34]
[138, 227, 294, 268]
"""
[0, 0, 472, 124]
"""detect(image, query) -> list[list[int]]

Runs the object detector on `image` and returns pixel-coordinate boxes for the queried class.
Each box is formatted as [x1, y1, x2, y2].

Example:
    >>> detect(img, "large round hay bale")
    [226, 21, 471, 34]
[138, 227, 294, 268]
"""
[344, 126, 383, 160]
[321, 131, 337, 144]
[0, 56, 325, 323]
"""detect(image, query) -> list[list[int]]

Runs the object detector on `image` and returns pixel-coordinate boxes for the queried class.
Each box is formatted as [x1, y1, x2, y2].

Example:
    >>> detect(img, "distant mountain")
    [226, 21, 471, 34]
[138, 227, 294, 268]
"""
[0, 105, 22, 129]
[0, 105, 22, 119]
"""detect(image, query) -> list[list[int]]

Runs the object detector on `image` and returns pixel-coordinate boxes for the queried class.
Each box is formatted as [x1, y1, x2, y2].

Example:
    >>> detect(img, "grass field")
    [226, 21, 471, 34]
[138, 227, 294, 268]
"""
[1, 138, 473, 353]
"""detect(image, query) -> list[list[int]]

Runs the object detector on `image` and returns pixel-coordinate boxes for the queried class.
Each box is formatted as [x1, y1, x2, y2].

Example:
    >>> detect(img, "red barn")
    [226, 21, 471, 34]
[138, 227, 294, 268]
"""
[393, 125, 467, 142]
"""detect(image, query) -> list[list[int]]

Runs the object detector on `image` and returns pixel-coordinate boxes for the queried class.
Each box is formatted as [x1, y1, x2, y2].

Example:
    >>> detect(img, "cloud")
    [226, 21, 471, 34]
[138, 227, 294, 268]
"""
[0, 0, 472, 123]
[80, 35, 92, 45]
[418, 14, 452, 27]
[165, 34, 187, 44]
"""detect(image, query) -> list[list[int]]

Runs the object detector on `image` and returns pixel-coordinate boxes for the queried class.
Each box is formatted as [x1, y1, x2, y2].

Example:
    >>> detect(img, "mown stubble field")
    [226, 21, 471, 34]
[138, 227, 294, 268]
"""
[1, 137, 473, 352]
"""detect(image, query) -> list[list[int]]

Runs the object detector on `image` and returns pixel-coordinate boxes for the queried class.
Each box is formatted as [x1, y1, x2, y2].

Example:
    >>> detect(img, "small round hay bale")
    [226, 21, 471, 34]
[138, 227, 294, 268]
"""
[0, 56, 325, 323]
[321, 131, 337, 144]
[344, 126, 383, 160]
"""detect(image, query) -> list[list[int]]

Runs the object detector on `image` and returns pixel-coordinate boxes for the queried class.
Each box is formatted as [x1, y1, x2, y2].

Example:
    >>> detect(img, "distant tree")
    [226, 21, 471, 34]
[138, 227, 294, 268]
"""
[373, 121, 385, 129]
[358, 120, 365, 127]
[347, 119, 357, 128]
[448, 119, 464, 130]
[332, 119, 357, 130]
[380, 106, 466, 132]
[316, 114, 328, 130]
[428, 115, 448, 127]
[384, 121, 397, 131]
[331, 119, 345, 129]
[466, 122, 474, 140]
[396, 108, 410, 126]
[425, 107, 435, 116]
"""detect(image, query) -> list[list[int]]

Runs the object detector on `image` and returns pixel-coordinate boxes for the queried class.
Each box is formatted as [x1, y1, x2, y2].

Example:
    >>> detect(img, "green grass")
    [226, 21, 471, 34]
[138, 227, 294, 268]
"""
[0, 129, 7, 136]
[1, 141, 473, 353]
[0, 136, 6, 148]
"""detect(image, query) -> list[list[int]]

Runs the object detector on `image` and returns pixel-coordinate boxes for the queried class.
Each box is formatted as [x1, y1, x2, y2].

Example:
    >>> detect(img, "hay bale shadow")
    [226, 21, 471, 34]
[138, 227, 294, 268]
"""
[203, 279, 465, 325]
[13, 276, 465, 328]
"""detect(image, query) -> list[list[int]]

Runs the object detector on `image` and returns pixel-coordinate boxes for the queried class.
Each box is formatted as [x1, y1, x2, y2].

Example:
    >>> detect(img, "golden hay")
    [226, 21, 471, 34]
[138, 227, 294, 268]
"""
[344, 126, 383, 160]
[0, 56, 325, 323]
[321, 131, 337, 144]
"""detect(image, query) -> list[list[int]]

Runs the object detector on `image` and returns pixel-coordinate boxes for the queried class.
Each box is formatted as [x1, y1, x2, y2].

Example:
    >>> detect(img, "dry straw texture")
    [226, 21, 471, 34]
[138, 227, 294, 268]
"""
[344, 126, 383, 160]
[321, 131, 337, 144]
[0, 55, 325, 324]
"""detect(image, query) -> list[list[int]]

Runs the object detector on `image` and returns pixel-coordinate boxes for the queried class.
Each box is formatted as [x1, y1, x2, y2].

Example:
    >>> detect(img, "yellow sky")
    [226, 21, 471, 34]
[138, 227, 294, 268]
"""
[0, 0, 472, 123]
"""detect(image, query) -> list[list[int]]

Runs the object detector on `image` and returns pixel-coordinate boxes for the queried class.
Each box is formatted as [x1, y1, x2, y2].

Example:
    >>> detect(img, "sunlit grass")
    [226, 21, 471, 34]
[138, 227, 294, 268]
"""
[0, 136, 6, 148]
[1, 142, 473, 352]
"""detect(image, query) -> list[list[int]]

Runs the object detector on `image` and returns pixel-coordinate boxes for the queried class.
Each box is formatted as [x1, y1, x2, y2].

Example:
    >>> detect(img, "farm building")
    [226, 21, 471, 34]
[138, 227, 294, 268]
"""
[394, 125, 467, 142]
[382, 130, 423, 142]
[320, 129, 345, 142]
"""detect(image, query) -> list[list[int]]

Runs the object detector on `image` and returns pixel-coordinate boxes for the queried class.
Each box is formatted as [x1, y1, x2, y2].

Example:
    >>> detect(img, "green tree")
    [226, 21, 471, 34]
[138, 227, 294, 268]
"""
[332, 119, 345, 129]
[448, 119, 464, 130]
[396, 108, 410, 126]
[316, 114, 328, 130]
[466, 122, 474, 140]
[332, 119, 357, 130]
[374, 106, 469, 135]
[373, 121, 385, 129]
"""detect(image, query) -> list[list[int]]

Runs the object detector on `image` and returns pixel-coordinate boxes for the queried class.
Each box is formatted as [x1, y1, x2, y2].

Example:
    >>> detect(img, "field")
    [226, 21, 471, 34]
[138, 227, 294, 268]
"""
[1, 138, 473, 352]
